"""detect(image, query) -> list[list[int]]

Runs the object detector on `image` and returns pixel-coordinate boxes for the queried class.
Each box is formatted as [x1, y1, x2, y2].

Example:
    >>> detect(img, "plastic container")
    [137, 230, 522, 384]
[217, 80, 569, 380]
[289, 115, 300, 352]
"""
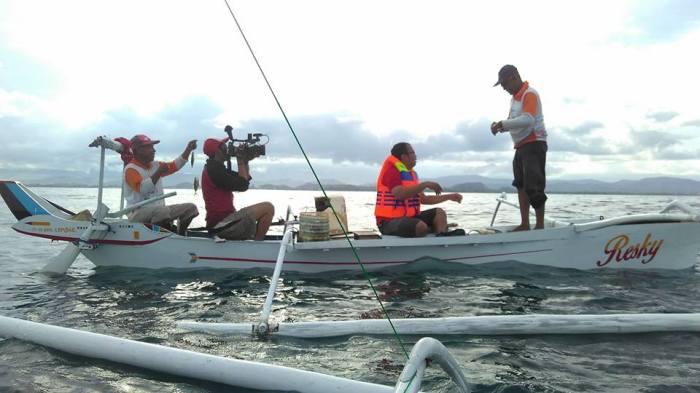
[298, 212, 330, 242]
[314, 196, 348, 236]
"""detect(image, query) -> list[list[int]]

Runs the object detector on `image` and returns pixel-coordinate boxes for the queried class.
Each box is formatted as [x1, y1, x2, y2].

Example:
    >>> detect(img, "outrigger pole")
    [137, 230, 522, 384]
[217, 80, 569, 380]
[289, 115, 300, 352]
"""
[0, 315, 471, 393]
[0, 315, 393, 393]
[256, 227, 294, 335]
[179, 313, 700, 339]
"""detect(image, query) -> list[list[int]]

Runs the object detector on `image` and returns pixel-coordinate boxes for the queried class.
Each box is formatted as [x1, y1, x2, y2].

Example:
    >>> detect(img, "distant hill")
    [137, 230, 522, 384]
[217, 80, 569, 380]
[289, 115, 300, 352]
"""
[255, 182, 373, 191]
[7, 165, 700, 196]
[433, 175, 700, 195]
[451, 182, 501, 193]
[546, 177, 700, 195]
[432, 175, 679, 194]
[250, 176, 700, 195]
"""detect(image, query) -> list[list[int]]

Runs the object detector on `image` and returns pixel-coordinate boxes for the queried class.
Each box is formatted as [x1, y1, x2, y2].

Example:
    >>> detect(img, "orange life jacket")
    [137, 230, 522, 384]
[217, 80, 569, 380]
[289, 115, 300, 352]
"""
[375, 155, 420, 223]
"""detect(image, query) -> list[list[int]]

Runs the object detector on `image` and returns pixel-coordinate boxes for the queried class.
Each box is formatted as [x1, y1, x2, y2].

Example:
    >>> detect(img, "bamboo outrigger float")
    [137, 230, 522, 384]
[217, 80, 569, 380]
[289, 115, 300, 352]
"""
[179, 313, 700, 339]
[0, 315, 470, 393]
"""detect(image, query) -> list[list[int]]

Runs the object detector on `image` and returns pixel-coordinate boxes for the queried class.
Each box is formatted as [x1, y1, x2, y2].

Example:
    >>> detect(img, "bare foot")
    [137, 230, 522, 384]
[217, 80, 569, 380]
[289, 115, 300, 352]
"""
[534, 225, 545, 230]
[511, 224, 530, 232]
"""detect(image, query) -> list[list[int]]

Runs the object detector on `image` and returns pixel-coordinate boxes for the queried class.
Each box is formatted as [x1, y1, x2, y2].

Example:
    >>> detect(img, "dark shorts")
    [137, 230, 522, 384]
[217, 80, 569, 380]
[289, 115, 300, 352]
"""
[212, 207, 257, 240]
[512, 141, 547, 209]
[378, 208, 438, 237]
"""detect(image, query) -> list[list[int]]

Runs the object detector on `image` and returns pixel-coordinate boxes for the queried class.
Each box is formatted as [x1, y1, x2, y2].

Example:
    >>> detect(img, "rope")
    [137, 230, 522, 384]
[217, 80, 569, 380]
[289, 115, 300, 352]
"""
[222, 0, 411, 360]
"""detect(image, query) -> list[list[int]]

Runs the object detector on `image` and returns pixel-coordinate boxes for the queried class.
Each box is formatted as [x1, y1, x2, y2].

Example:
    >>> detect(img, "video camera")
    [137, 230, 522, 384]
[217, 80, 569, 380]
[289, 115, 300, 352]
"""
[223, 125, 267, 161]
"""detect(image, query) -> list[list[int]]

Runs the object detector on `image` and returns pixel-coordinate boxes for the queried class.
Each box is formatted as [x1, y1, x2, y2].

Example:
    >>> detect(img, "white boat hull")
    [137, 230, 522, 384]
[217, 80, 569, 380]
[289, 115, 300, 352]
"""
[3, 180, 700, 272]
[8, 214, 700, 272]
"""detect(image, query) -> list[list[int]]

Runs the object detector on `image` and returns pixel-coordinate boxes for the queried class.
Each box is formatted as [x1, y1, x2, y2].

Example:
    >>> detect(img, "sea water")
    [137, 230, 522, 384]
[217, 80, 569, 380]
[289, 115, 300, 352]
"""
[1, 188, 700, 392]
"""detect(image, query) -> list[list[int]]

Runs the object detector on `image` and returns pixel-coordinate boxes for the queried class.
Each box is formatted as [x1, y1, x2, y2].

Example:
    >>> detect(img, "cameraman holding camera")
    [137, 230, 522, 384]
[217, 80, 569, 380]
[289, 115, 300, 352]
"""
[201, 136, 274, 241]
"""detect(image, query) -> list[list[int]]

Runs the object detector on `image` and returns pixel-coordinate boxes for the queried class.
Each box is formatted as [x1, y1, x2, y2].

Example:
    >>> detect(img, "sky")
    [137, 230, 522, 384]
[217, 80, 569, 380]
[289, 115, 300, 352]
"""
[1, 0, 700, 186]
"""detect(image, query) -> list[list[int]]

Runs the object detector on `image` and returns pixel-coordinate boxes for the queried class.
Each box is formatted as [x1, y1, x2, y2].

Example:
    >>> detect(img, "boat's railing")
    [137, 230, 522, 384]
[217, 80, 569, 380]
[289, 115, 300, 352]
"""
[572, 212, 700, 232]
[492, 195, 700, 232]
[570, 200, 700, 232]
[106, 192, 177, 219]
[490, 193, 568, 228]
[394, 337, 470, 393]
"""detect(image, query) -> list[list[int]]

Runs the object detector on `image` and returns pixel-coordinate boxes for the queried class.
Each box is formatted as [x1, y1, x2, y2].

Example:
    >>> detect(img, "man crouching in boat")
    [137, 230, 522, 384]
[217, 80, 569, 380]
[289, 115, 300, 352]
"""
[124, 135, 199, 235]
[375, 142, 463, 237]
[200, 137, 274, 241]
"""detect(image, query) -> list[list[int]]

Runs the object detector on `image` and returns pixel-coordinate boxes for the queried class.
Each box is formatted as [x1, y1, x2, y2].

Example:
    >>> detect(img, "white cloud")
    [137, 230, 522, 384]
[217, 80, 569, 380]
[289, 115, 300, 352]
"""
[1, 0, 700, 183]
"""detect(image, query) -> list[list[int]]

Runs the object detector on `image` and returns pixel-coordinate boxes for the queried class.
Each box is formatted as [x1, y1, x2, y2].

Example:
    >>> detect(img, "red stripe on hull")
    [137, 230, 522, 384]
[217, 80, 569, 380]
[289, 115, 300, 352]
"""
[13, 228, 170, 246]
[196, 248, 552, 265]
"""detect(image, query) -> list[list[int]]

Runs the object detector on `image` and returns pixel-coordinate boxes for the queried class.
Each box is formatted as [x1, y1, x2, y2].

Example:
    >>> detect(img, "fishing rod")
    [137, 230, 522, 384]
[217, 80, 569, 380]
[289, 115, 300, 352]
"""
[221, 0, 412, 363]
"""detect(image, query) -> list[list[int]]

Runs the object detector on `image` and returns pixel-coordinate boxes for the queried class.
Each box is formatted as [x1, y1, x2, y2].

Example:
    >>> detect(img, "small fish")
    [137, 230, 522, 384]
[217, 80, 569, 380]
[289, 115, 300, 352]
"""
[193, 176, 199, 195]
[190, 151, 195, 167]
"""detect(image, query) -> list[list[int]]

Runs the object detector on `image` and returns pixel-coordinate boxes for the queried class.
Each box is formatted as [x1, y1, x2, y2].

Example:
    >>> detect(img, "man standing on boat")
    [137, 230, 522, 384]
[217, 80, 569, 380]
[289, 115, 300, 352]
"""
[375, 142, 463, 237]
[124, 135, 199, 235]
[200, 136, 274, 241]
[491, 64, 548, 231]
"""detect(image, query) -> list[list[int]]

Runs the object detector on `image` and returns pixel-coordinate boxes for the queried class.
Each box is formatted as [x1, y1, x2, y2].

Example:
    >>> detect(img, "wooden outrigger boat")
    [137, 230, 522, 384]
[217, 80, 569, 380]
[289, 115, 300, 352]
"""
[2, 161, 700, 274]
[4, 0, 700, 275]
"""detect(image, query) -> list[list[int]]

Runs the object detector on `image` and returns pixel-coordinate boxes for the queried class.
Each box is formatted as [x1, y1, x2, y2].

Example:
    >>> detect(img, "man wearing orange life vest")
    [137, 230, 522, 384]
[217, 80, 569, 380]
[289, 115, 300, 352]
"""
[491, 65, 548, 231]
[375, 142, 463, 237]
[123, 135, 199, 235]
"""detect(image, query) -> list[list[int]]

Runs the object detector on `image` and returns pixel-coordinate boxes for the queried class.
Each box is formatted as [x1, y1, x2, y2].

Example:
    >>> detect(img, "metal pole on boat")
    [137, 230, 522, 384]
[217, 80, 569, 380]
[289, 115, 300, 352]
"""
[41, 144, 109, 275]
[490, 192, 507, 226]
[257, 228, 294, 335]
[97, 145, 105, 210]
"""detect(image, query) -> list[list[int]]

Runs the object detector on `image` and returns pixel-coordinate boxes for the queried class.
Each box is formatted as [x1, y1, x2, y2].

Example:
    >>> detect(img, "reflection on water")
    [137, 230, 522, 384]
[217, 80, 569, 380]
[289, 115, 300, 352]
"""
[1, 189, 700, 392]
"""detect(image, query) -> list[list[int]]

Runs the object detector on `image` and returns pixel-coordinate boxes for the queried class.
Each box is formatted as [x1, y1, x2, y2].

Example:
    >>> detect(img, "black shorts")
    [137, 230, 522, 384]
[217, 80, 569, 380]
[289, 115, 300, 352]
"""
[379, 208, 438, 237]
[512, 141, 547, 209]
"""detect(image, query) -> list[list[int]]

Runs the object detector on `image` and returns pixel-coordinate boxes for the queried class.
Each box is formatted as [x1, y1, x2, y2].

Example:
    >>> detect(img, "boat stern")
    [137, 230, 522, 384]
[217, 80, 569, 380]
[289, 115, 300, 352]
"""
[0, 180, 53, 220]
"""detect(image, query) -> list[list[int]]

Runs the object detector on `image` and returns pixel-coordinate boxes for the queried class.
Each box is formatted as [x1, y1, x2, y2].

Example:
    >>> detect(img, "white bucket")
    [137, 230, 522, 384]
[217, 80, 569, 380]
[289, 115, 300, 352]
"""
[314, 196, 348, 236]
[298, 212, 330, 242]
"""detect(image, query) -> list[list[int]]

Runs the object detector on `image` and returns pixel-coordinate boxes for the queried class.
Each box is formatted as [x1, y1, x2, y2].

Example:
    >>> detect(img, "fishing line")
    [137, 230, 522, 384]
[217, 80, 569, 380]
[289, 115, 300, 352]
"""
[221, 0, 412, 361]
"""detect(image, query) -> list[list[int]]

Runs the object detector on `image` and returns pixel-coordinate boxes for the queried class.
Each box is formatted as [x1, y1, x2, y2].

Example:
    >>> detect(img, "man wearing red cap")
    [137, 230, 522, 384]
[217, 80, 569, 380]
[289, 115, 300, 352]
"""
[491, 64, 548, 231]
[201, 136, 274, 241]
[123, 135, 199, 235]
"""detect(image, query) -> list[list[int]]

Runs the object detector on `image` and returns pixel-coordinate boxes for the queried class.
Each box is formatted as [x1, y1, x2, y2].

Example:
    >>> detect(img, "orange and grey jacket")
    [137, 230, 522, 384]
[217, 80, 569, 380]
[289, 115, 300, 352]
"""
[502, 81, 547, 148]
[375, 155, 420, 224]
[123, 156, 186, 207]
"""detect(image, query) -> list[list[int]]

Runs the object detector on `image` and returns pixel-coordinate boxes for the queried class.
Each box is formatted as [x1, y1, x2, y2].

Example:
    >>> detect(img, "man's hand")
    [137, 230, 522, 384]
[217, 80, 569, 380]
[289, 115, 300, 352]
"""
[446, 193, 463, 203]
[423, 181, 443, 195]
[180, 140, 198, 161]
[88, 136, 106, 148]
[234, 146, 252, 163]
[185, 140, 197, 153]
[150, 162, 169, 184]
[490, 121, 503, 135]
